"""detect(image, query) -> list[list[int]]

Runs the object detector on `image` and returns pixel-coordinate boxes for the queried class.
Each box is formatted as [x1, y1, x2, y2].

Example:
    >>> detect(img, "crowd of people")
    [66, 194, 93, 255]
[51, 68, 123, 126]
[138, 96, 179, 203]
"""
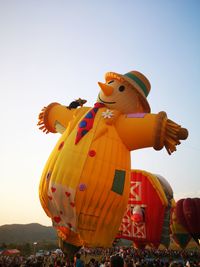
[0, 247, 200, 267]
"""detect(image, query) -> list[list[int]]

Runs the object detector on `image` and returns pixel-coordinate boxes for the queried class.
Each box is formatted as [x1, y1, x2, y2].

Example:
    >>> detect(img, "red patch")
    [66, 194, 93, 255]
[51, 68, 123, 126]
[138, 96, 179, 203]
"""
[51, 187, 56, 193]
[48, 195, 52, 200]
[60, 211, 63, 215]
[53, 216, 61, 224]
[88, 150, 96, 157]
[70, 202, 75, 207]
[65, 191, 71, 197]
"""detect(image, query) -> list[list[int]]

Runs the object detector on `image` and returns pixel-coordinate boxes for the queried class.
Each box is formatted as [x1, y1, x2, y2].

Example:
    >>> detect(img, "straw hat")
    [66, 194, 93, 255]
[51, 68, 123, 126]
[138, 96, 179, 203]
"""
[105, 70, 151, 112]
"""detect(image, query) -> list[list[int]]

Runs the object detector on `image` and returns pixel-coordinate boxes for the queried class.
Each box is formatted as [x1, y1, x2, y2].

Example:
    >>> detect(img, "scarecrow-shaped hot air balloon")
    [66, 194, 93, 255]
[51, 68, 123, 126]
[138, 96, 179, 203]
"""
[37, 70, 188, 253]
[117, 170, 174, 249]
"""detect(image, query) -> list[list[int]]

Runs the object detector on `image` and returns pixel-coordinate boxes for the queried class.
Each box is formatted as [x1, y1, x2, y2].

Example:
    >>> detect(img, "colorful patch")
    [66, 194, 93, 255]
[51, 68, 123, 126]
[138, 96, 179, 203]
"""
[126, 113, 146, 118]
[111, 170, 126, 195]
[48, 183, 77, 229]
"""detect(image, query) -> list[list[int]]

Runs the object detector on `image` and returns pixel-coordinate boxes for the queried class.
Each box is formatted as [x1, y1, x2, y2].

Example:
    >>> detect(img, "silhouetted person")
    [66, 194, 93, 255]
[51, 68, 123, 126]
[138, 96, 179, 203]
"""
[74, 253, 84, 267]
[110, 255, 124, 267]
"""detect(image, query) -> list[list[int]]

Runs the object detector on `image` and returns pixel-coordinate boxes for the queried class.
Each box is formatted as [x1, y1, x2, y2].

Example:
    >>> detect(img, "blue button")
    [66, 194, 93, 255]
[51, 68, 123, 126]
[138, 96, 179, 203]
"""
[79, 120, 87, 128]
[85, 112, 93, 118]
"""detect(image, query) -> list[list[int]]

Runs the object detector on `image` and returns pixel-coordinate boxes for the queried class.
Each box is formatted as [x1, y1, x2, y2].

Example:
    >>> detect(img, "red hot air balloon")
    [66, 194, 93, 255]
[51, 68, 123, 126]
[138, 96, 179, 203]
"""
[175, 198, 200, 245]
[117, 170, 174, 249]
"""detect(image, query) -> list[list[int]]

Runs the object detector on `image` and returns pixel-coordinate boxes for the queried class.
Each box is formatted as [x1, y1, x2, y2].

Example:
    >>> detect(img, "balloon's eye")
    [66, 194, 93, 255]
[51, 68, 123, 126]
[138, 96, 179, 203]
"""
[108, 80, 114, 84]
[119, 85, 125, 92]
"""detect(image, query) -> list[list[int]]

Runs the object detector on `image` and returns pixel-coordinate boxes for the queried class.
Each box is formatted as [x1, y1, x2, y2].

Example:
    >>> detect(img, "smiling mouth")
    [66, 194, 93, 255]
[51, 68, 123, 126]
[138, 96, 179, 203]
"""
[98, 94, 116, 104]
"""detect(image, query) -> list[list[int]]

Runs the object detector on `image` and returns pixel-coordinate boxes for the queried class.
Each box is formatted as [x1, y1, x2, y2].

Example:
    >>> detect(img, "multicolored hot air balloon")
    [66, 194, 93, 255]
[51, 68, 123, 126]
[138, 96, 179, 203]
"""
[175, 198, 200, 245]
[37, 70, 188, 254]
[117, 170, 174, 249]
[170, 205, 191, 249]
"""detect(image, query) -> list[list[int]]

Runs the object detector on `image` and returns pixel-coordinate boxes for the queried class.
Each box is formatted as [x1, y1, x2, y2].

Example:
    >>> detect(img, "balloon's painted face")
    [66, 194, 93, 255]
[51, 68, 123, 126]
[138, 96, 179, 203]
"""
[97, 79, 144, 114]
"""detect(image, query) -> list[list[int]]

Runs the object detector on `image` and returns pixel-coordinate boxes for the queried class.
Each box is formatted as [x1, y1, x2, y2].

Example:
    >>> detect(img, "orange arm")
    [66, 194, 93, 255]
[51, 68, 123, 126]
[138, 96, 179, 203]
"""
[115, 112, 188, 154]
[37, 102, 89, 134]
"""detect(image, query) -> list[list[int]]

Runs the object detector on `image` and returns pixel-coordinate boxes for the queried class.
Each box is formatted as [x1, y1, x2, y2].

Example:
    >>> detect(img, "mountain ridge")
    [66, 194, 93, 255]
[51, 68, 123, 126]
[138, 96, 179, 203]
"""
[0, 223, 57, 244]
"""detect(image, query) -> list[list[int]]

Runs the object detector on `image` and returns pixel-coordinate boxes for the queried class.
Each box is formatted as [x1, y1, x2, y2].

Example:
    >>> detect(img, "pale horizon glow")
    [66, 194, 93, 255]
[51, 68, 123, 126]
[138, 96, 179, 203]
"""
[0, 0, 199, 226]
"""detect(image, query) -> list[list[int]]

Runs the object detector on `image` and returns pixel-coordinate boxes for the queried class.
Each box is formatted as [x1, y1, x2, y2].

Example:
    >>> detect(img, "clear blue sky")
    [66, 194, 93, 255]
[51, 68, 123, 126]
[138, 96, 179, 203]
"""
[0, 0, 199, 226]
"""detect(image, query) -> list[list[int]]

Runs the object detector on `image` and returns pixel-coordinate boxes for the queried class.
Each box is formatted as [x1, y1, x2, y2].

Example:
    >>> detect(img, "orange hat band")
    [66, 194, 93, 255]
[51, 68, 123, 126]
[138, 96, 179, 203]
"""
[124, 72, 149, 97]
